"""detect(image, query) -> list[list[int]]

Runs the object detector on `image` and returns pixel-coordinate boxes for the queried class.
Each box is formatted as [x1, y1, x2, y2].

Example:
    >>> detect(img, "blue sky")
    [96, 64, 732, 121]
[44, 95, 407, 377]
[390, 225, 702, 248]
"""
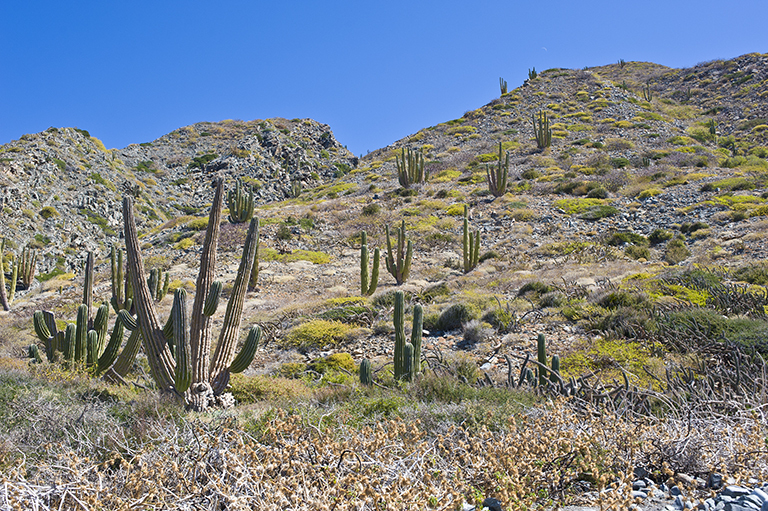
[2, 1, 766, 156]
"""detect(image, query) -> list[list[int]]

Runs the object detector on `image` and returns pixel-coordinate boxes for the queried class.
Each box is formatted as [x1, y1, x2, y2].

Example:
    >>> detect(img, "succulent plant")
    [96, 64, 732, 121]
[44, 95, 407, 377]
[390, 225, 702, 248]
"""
[463, 205, 480, 274]
[486, 142, 509, 197]
[0, 238, 12, 311]
[499, 77, 508, 95]
[360, 231, 380, 297]
[537, 333, 548, 386]
[393, 290, 422, 382]
[359, 358, 372, 386]
[533, 110, 551, 149]
[123, 178, 261, 410]
[395, 147, 427, 189]
[227, 178, 255, 224]
[18, 247, 36, 289]
[385, 220, 412, 286]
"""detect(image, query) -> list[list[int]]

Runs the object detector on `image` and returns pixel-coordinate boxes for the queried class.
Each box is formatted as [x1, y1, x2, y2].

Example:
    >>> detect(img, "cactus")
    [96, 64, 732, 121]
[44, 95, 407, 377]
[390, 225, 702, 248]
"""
[359, 358, 372, 386]
[83, 252, 94, 330]
[249, 232, 260, 290]
[33, 310, 60, 362]
[533, 111, 551, 149]
[486, 142, 509, 197]
[393, 291, 422, 382]
[290, 179, 302, 198]
[147, 268, 169, 302]
[123, 178, 261, 410]
[499, 77, 508, 95]
[18, 247, 36, 289]
[708, 119, 717, 136]
[0, 238, 11, 311]
[8, 252, 18, 306]
[462, 205, 480, 274]
[360, 231, 380, 296]
[28, 344, 43, 364]
[229, 326, 261, 373]
[537, 333, 548, 386]
[227, 178, 255, 224]
[385, 220, 412, 286]
[395, 147, 427, 189]
[641, 81, 653, 102]
[110, 245, 133, 313]
[528, 67, 537, 80]
[550, 354, 561, 386]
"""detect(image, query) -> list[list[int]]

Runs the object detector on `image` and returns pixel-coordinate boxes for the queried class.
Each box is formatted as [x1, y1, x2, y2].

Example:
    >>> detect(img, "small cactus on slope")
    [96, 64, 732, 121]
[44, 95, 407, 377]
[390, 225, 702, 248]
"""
[462, 205, 480, 274]
[360, 231, 380, 296]
[227, 178, 255, 224]
[385, 220, 412, 286]
[486, 142, 509, 197]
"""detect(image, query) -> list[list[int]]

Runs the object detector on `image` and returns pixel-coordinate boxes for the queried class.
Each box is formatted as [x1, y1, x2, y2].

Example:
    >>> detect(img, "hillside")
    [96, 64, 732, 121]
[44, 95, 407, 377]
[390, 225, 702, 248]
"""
[0, 53, 768, 510]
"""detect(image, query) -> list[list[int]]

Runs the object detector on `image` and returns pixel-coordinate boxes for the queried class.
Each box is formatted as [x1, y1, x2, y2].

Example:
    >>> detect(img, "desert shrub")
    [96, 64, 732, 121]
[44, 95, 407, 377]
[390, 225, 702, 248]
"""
[39, 206, 58, 219]
[462, 320, 495, 344]
[586, 187, 608, 199]
[437, 304, 475, 332]
[579, 205, 618, 220]
[637, 188, 662, 200]
[539, 291, 566, 308]
[680, 222, 709, 234]
[282, 320, 354, 352]
[277, 224, 292, 240]
[733, 263, 768, 285]
[186, 217, 209, 230]
[361, 203, 380, 216]
[518, 281, 552, 297]
[229, 374, 312, 404]
[649, 229, 673, 245]
[625, 245, 650, 260]
[606, 232, 648, 247]
[664, 236, 690, 265]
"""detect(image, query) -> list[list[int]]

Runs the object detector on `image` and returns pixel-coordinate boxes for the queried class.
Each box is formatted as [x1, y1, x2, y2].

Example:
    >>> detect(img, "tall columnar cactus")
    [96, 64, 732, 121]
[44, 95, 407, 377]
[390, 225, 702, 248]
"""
[147, 268, 169, 302]
[395, 147, 427, 189]
[359, 358, 372, 386]
[499, 77, 508, 95]
[533, 111, 552, 149]
[83, 251, 94, 330]
[641, 81, 653, 102]
[528, 67, 537, 80]
[385, 220, 412, 286]
[8, 251, 18, 306]
[463, 205, 480, 274]
[486, 142, 509, 197]
[18, 247, 36, 289]
[360, 231, 380, 297]
[537, 333, 548, 386]
[110, 245, 133, 313]
[123, 178, 261, 410]
[393, 291, 423, 382]
[227, 178, 255, 224]
[249, 232, 260, 290]
[0, 238, 11, 311]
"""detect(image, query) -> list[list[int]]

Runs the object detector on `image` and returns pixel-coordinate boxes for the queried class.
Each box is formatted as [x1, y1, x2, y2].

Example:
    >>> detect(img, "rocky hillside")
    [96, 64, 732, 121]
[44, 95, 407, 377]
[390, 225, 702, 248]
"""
[0, 118, 357, 274]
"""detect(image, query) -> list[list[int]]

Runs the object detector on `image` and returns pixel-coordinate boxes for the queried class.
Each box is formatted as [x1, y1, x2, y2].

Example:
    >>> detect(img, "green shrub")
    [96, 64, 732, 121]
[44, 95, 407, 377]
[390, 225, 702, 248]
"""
[664, 236, 690, 265]
[39, 206, 59, 219]
[606, 232, 648, 247]
[733, 263, 768, 285]
[437, 304, 475, 332]
[186, 217, 209, 231]
[362, 203, 380, 216]
[282, 320, 354, 352]
[649, 229, 673, 245]
[625, 246, 650, 260]
[579, 205, 618, 220]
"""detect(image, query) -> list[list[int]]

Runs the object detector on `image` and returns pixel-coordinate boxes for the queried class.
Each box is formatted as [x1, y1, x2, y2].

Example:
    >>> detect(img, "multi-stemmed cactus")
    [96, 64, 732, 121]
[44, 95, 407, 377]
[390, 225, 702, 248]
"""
[463, 205, 480, 274]
[110, 244, 133, 314]
[385, 220, 413, 286]
[393, 290, 423, 382]
[147, 268, 169, 302]
[123, 178, 261, 410]
[641, 81, 653, 102]
[499, 77, 508, 95]
[360, 231, 380, 296]
[227, 178, 255, 224]
[395, 147, 427, 189]
[486, 142, 509, 197]
[17, 247, 36, 289]
[533, 110, 552, 149]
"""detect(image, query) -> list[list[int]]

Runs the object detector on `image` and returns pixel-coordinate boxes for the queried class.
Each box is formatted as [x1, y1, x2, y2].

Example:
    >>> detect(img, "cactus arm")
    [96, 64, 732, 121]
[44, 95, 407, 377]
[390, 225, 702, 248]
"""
[249, 231, 259, 289]
[64, 323, 76, 362]
[103, 327, 142, 382]
[537, 333, 548, 386]
[209, 216, 259, 394]
[172, 289, 191, 393]
[123, 195, 175, 391]
[75, 304, 88, 363]
[229, 326, 261, 374]
[86, 330, 99, 366]
[188, 179, 225, 387]
[203, 281, 223, 317]
[83, 252, 94, 330]
[360, 242, 369, 296]
[8, 255, 18, 305]
[96, 318, 125, 375]
[368, 248, 380, 296]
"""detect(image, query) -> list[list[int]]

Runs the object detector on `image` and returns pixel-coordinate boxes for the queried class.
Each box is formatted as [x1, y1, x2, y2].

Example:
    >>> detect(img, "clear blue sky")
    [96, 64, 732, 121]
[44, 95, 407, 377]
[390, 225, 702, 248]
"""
[2, 1, 766, 157]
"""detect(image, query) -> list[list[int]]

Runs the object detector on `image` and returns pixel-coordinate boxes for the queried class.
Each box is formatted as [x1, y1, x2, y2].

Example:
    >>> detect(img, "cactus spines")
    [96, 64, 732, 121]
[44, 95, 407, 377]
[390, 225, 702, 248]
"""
[537, 333, 548, 386]
[172, 289, 191, 393]
[463, 205, 480, 274]
[228, 326, 261, 374]
[360, 231, 380, 297]
[486, 142, 509, 197]
[395, 147, 427, 189]
[204, 281, 223, 316]
[533, 110, 552, 149]
[227, 178, 254, 224]
[385, 220, 412, 286]
[359, 358, 372, 386]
